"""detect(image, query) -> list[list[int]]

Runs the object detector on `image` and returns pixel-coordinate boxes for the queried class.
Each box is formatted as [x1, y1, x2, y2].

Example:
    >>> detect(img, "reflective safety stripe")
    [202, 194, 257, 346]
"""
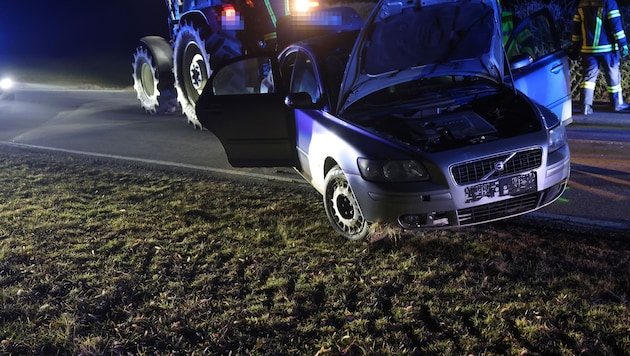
[263, 0, 277, 27]
[614, 30, 626, 41]
[608, 84, 622, 93]
[577, 6, 619, 51]
[593, 7, 603, 47]
[608, 9, 621, 19]
[581, 44, 615, 53]
[581, 81, 597, 90]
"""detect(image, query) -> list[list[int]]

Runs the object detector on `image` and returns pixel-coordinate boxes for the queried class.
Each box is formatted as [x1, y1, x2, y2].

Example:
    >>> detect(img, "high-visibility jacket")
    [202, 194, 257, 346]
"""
[571, 0, 628, 54]
[502, 10, 514, 45]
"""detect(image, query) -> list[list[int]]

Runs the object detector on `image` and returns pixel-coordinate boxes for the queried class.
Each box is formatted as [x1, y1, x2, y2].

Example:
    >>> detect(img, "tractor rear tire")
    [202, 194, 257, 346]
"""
[173, 22, 241, 129]
[132, 45, 177, 114]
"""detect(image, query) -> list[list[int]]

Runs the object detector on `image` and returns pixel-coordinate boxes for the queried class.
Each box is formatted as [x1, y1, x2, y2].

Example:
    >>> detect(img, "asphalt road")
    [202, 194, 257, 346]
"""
[0, 86, 300, 182]
[1, 86, 629, 233]
[539, 109, 630, 233]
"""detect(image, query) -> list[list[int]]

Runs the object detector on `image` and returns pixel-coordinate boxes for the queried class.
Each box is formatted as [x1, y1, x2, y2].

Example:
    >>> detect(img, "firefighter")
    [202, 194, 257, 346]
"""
[571, 0, 630, 115]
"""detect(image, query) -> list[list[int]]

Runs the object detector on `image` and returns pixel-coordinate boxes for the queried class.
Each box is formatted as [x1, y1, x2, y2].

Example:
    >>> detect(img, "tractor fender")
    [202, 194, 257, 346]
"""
[179, 9, 221, 33]
[139, 36, 174, 73]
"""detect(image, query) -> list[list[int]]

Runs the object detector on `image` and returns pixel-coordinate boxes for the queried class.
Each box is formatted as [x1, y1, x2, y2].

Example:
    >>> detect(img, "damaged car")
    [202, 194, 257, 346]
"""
[196, 0, 571, 240]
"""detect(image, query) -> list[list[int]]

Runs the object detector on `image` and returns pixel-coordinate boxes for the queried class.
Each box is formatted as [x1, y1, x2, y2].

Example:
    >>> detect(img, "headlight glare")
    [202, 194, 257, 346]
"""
[358, 158, 429, 182]
[548, 124, 567, 153]
[0, 78, 13, 90]
[292, 0, 319, 12]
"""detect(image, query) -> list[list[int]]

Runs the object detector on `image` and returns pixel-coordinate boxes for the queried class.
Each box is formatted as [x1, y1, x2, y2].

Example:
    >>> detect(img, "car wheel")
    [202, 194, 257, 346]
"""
[324, 166, 369, 241]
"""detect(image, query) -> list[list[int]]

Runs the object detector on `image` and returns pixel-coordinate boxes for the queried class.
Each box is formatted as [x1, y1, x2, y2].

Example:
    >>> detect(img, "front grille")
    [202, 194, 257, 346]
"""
[451, 148, 543, 185]
[457, 192, 540, 224]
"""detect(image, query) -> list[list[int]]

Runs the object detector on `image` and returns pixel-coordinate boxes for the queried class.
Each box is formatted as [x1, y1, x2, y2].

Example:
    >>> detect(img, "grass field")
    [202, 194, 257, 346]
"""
[0, 145, 628, 355]
[1, 3, 629, 351]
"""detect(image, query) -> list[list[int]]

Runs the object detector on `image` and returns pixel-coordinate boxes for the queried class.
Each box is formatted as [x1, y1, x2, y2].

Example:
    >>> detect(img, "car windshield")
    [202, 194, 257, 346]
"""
[364, 1, 495, 75]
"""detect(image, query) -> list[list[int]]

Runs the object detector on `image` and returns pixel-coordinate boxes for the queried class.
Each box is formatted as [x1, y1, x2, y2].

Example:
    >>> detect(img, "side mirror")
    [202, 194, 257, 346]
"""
[285, 92, 317, 109]
[510, 53, 534, 71]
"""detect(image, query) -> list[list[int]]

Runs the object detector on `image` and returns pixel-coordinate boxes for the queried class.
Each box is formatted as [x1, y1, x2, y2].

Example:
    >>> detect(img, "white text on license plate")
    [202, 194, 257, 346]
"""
[465, 172, 537, 203]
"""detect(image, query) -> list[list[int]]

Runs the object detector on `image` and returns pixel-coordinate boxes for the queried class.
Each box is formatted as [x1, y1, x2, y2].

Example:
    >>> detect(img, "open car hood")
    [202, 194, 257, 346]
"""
[338, 0, 505, 114]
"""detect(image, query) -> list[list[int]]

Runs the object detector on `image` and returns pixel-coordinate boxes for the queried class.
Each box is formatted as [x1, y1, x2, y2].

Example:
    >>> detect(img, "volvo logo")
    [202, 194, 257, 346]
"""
[480, 152, 517, 181]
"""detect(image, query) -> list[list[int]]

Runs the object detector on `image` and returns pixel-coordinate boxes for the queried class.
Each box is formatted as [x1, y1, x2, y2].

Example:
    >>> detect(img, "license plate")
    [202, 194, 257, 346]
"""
[465, 172, 537, 203]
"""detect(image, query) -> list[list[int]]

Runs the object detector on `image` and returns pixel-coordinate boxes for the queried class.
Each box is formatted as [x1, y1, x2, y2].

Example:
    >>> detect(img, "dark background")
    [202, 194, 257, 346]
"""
[0, 0, 171, 86]
[1, 0, 170, 58]
[3, 0, 630, 60]
[2, 0, 629, 86]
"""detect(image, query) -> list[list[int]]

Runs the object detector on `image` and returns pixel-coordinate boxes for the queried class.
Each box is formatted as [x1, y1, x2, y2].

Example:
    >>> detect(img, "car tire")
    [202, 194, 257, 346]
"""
[323, 166, 369, 241]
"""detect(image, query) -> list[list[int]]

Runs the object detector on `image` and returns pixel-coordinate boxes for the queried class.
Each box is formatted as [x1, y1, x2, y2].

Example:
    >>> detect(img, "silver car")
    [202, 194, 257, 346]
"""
[197, 0, 571, 240]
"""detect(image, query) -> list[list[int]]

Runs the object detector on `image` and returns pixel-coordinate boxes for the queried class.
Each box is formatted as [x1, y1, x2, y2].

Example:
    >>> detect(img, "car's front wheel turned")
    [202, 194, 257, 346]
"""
[324, 166, 369, 241]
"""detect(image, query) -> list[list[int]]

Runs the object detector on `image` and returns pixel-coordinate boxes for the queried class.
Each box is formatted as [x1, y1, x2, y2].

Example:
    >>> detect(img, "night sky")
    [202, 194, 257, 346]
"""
[4, 0, 630, 61]
[0, 1, 170, 70]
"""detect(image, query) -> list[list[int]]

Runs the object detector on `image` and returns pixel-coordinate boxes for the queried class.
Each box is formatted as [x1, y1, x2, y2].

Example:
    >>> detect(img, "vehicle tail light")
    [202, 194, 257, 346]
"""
[221, 5, 244, 30]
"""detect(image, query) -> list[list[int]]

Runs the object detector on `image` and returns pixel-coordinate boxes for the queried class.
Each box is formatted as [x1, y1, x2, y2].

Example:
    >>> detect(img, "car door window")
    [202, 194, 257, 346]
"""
[289, 52, 321, 104]
[212, 57, 275, 95]
[506, 10, 559, 62]
[280, 52, 297, 92]
[507, 9, 571, 125]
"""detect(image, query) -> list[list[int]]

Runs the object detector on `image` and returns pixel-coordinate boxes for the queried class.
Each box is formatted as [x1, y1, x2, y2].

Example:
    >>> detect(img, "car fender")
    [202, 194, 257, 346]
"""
[294, 109, 419, 194]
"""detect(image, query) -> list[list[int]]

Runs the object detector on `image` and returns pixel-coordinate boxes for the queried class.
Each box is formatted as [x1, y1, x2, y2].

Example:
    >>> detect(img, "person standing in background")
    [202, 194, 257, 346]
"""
[571, 0, 630, 115]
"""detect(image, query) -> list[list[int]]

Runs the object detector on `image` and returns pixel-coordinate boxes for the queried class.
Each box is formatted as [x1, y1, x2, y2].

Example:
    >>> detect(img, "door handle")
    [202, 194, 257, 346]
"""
[551, 63, 564, 74]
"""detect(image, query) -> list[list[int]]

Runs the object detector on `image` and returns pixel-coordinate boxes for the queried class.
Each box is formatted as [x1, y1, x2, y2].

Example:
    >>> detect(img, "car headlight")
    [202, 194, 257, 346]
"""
[548, 124, 567, 153]
[358, 158, 430, 182]
[0, 78, 13, 91]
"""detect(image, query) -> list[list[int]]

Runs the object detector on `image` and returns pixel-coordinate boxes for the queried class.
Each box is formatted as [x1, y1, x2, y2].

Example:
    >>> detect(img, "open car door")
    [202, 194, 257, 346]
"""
[506, 8, 572, 125]
[196, 57, 298, 167]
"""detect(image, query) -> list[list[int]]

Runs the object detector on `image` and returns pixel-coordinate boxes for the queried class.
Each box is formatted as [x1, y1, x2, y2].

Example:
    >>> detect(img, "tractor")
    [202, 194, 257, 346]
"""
[131, 0, 363, 128]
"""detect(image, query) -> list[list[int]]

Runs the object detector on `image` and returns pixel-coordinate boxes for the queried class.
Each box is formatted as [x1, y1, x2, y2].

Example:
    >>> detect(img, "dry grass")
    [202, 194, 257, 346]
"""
[0, 145, 628, 355]
[0, 3, 629, 353]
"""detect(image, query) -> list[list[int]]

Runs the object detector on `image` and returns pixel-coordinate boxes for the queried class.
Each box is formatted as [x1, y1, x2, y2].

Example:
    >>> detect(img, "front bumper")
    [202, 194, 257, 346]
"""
[347, 144, 571, 230]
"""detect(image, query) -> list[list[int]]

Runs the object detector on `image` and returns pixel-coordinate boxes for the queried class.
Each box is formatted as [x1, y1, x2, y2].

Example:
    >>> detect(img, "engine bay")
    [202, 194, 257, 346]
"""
[358, 90, 543, 153]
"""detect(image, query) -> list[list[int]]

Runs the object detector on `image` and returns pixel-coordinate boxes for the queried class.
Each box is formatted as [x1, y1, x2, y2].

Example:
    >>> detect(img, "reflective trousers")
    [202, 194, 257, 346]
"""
[580, 51, 623, 107]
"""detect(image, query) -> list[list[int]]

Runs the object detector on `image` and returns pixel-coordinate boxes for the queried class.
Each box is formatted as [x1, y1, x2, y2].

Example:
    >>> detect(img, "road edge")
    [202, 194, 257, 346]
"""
[2, 141, 628, 238]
